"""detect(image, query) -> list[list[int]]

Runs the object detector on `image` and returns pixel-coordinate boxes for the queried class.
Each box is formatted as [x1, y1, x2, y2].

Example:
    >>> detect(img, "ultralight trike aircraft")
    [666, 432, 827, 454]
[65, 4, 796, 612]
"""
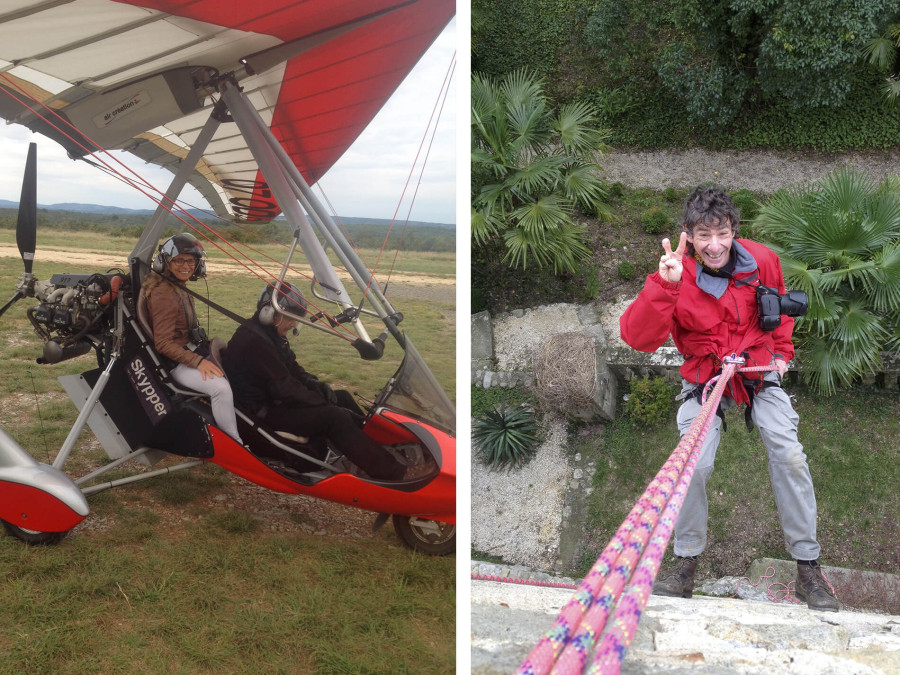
[0, 0, 456, 554]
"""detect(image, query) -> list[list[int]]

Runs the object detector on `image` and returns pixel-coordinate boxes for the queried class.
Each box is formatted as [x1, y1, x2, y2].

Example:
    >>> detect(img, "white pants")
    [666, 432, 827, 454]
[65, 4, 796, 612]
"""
[170, 363, 242, 444]
[674, 371, 820, 561]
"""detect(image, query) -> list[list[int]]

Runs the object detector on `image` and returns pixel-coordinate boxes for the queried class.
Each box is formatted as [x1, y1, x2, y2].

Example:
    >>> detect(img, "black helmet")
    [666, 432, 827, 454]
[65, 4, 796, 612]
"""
[258, 282, 307, 325]
[153, 232, 206, 279]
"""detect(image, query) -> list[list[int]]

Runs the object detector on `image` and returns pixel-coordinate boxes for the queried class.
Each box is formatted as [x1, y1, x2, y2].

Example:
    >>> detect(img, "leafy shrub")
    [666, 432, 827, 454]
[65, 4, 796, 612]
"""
[656, 42, 748, 127]
[662, 186, 679, 203]
[625, 376, 675, 427]
[738, 224, 754, 239]
[472, 400, 541, 470]
[641, 207, 670, 234]
[731, 189, 759, 223]
[582, 264, 602, 298]
[610, 182, 625, 198]
[617, 261, 636, 280]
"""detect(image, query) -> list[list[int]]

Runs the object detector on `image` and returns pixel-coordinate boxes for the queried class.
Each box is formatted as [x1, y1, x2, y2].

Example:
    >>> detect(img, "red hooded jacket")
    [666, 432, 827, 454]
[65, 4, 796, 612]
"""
[619, 239, 794, 404]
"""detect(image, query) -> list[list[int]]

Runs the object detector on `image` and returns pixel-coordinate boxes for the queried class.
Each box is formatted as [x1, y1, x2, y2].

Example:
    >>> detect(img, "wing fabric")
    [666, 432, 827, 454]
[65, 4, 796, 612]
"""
[0, 0, 455, 223]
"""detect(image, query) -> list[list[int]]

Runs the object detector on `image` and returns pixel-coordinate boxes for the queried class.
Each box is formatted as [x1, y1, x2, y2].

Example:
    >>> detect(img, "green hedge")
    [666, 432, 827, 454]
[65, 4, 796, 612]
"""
[473, 0, 900, 152]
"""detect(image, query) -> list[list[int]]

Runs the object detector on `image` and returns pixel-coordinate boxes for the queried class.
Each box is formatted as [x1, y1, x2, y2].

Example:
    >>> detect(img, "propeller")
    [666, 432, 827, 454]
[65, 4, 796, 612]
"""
[17, 142, 37, 275]
[0, 142, 38, 319]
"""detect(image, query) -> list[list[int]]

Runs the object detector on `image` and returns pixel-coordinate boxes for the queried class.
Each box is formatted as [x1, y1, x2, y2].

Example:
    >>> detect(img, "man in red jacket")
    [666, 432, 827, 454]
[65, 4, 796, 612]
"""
[620, 186, 838, 612]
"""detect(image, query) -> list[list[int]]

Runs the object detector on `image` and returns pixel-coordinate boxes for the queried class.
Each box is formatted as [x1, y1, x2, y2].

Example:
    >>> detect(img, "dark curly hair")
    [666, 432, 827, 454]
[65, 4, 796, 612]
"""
[682, 185, 740, 234]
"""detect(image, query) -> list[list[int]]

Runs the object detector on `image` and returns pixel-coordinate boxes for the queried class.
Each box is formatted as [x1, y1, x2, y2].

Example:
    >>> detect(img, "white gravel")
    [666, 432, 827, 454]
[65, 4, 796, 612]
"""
[492, 304, 586, 372]
[600, 147, 900, 195]
[471, 415, 569, 570]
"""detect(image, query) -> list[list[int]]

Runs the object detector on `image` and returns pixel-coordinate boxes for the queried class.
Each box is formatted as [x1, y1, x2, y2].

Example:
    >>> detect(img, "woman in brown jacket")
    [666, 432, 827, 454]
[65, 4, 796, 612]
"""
[142, 233, 242, 444]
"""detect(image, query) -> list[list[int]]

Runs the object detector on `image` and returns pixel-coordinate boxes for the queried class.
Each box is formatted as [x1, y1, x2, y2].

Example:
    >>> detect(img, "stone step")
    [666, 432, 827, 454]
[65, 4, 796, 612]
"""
[471, 561, 900, 674]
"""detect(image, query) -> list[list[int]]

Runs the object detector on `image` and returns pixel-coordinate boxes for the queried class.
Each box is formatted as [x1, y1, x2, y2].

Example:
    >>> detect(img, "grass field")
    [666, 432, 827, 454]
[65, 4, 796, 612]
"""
[0, 231, 456, 673]
[579, 384, 900, 613]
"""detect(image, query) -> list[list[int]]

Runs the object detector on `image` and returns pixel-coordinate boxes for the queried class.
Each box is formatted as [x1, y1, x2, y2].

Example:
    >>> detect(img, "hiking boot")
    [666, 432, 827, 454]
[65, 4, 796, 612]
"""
[653, 556, 699, 598]
[795, 561, 839, 612]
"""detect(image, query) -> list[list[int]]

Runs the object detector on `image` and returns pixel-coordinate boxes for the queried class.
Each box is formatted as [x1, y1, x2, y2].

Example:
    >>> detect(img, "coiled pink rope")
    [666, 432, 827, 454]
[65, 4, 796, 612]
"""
[517, 357, 775, 675]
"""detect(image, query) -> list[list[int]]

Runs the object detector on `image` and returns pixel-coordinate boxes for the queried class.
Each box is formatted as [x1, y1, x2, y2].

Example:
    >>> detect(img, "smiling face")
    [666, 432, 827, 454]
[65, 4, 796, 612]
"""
[685, 218, 735, 269]
[167, 254, 198, 282]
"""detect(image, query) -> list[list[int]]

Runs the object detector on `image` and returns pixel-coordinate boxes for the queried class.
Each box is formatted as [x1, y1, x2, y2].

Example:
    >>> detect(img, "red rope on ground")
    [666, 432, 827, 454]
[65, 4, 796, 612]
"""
[731, 565, 836, 605]
[471, 574, 580, 590]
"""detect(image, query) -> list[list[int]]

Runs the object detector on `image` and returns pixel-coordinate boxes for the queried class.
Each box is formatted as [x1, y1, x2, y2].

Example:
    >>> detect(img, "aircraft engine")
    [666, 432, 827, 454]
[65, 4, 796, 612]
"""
[26, 273, 123, 364]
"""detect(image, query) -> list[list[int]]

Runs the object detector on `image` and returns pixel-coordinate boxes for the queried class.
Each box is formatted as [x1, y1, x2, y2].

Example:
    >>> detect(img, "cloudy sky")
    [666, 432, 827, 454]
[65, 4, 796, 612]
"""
[0, 19, 456, 225]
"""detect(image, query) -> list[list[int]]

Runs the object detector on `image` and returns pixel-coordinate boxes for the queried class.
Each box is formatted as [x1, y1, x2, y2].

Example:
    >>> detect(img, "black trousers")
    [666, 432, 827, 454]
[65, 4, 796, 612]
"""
[263, 403, 404, 480]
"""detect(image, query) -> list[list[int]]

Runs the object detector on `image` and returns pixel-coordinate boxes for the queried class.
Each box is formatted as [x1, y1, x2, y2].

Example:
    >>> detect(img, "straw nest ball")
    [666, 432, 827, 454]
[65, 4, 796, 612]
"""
[533, 332, 597, 411]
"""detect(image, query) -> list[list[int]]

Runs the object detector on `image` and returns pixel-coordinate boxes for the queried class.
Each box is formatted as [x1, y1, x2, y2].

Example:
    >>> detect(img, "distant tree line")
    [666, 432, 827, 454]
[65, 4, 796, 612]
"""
[0, 208, 454, 253]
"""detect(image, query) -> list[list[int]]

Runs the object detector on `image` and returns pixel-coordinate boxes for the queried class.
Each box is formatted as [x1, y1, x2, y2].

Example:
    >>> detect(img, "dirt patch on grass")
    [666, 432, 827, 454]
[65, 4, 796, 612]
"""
[68, 460, 402, 547]
[0, 245, 454, 306]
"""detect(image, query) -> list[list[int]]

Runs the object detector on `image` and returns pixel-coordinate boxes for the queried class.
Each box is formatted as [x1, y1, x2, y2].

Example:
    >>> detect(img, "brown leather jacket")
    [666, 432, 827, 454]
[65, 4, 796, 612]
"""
[143, 277, 204, 368]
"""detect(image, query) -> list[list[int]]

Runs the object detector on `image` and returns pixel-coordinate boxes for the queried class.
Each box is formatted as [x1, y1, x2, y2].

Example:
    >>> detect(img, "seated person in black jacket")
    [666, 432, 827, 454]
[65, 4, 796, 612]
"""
[223, 283, 426, 481]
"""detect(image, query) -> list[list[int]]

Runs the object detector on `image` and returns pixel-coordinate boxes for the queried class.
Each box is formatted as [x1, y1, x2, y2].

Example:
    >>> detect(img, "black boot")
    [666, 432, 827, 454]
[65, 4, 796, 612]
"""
[653, 556, 699, 598]
[795, 561, 839, 612]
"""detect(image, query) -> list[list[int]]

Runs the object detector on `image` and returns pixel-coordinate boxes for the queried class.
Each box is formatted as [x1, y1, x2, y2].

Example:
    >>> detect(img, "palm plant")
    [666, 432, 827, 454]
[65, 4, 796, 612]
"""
[862, 18, 900, 105]
[471, 68, 611, 275]
[755, 167, 900, 393]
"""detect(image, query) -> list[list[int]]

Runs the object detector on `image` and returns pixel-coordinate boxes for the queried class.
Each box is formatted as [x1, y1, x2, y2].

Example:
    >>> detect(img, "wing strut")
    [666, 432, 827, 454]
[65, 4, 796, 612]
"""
[221, 83, 405, 346]
[219, 79, 382, 348]
[129, 101, 226, 280]
[247, 100, 405, 338]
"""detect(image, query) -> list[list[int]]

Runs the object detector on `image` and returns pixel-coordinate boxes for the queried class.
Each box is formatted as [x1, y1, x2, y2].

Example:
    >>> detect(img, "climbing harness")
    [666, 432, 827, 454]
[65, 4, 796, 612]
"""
[514, 354, 779, 675]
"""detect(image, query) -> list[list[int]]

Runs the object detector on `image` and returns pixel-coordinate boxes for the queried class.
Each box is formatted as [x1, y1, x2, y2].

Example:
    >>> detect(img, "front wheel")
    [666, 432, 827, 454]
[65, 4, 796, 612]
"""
[392, 515, 455, 555]
[2, 520, 68, 545]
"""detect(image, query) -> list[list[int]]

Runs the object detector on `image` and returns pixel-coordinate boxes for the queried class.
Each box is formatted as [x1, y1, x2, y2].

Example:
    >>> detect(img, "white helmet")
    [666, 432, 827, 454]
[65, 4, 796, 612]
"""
[152, 232, 206, 280]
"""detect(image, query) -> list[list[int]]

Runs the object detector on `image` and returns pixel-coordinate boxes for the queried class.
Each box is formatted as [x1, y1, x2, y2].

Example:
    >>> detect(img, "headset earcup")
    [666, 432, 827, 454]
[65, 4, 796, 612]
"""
[151, 253, 165, 274]
[259, 304, 275, 326]
[190, 259, 206, 281]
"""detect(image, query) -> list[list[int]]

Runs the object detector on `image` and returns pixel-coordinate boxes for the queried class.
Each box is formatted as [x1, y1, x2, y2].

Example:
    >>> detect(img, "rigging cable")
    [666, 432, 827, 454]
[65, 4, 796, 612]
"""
[385, 56, 456, 287]
[315, 50, 457, 298]
[0, 74, 358, 340]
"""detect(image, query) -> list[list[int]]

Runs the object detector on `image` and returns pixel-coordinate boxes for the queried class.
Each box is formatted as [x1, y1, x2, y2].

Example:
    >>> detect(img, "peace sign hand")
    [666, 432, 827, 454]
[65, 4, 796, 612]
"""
[659, 232, 688, 283]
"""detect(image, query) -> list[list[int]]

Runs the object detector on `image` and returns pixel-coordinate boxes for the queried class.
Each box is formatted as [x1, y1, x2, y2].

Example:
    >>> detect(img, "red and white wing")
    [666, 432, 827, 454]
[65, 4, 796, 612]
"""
[0, 0, 455, 223]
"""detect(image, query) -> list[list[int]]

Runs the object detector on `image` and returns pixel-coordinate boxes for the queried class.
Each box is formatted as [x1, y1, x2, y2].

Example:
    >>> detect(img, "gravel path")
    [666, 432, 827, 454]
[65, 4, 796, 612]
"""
[600, 147, 900, 194]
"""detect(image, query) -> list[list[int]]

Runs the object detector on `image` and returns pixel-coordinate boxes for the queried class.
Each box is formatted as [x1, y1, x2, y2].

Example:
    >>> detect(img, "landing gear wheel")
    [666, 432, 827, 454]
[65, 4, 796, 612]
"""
[2, 520, 68, 545]
[391, 515, 455, 555]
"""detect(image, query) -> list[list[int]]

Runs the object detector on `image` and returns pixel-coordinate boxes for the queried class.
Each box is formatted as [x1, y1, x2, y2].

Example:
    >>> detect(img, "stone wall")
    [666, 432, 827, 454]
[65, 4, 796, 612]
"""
[473, 305, 900, 422]
[471, 304, 617, 420]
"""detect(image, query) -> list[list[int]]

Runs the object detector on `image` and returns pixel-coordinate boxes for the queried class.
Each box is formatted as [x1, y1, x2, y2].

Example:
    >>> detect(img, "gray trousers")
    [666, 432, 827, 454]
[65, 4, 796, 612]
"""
[673, 371, 820, 561]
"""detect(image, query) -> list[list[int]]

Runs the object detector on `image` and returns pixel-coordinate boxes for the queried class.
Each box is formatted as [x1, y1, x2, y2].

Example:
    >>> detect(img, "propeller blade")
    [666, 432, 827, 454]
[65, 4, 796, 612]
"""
[0, 291, 24, 319]
[16, 142, 37, 275]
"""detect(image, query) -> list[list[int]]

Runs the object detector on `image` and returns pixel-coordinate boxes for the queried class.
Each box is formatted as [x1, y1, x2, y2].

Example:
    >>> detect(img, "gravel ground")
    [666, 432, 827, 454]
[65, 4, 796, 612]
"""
[471, 415, 570, 569]
[599, 147, 900, 194]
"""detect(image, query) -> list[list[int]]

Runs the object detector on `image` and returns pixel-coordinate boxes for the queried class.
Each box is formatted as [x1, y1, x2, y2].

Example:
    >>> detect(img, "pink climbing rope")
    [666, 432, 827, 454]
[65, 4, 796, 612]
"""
[516, 356, 777, 675]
